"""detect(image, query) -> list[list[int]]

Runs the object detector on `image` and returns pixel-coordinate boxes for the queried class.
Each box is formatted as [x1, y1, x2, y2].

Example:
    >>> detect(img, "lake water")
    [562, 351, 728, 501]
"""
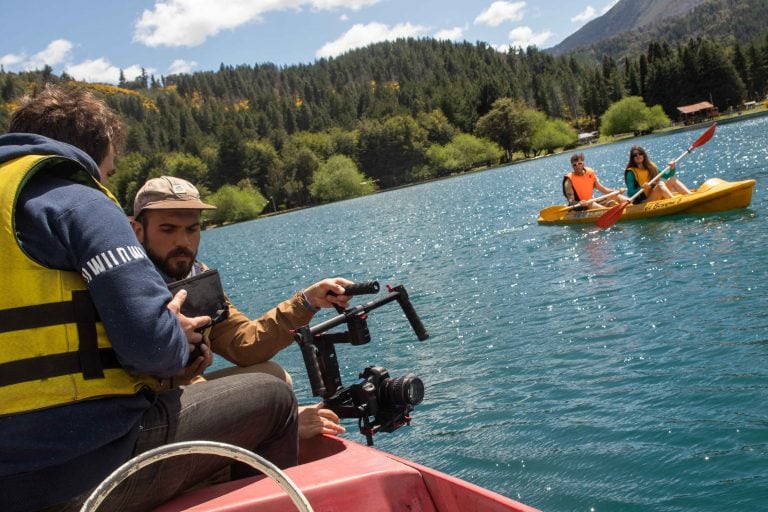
[200, 114, 768, 512]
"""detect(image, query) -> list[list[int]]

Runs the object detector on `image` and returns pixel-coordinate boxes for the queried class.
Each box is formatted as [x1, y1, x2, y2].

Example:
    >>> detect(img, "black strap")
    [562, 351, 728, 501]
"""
[0, 291, 108, 381]
[0, 348, 121, 387]
[72, 290, 103, 379]
[563, 175, 582, 203]
[0, 302, 82, 332]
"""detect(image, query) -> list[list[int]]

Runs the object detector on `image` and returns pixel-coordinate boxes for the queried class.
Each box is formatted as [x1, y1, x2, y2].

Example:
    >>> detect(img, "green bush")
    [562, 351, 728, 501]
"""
[600, 96, 671, 136]
[426, 133, 503, 174]
[309, 155, 376, 202]
[531, 119, 577, 155]
[205, 185, 267, 225]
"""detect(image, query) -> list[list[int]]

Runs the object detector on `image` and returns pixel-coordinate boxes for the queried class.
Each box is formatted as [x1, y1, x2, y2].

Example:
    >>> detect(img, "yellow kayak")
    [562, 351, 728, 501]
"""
[538, 178, 756, 225]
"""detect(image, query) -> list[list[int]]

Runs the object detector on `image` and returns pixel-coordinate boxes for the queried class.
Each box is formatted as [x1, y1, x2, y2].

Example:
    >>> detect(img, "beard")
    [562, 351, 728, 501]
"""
[145, 244, 196, 281]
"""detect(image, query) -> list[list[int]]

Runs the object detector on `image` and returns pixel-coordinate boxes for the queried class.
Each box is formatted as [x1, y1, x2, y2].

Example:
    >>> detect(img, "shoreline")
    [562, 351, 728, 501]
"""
[213, 107, 767, 227]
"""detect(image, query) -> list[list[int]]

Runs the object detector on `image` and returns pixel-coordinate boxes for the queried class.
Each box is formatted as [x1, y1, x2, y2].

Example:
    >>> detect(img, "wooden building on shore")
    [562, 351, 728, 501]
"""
[677, 101, 718, 125]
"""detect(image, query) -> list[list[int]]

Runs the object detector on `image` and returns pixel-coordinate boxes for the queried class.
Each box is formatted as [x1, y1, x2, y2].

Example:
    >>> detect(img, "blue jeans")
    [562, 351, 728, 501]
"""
[44, 372, 298, 512]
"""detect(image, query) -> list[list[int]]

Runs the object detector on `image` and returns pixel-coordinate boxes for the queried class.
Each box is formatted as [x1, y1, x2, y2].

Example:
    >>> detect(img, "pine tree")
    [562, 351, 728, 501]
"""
[214, 124, 248, 189]
[746, 44, 765, 99]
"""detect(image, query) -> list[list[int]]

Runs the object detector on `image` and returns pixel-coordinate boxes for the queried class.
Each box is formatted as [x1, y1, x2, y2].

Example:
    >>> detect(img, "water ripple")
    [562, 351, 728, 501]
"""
[201, 115, 768, 512]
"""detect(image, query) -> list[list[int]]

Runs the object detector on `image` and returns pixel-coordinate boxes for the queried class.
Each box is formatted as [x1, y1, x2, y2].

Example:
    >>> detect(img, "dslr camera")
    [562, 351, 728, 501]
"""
[325, 365, 424, 437]
[294, 281, 428, 445]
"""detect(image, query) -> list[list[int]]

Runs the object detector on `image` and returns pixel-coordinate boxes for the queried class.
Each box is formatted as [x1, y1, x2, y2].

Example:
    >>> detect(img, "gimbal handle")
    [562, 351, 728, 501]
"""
[294, 282, 428, 397]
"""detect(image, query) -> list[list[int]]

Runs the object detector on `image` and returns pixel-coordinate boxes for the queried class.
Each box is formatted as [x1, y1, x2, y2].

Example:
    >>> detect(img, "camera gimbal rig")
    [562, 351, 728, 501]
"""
[294, 281, 429, 446]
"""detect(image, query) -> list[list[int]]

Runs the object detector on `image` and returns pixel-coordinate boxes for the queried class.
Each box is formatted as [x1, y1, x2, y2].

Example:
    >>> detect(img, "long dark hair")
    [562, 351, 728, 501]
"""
[626, 145, 658, 179]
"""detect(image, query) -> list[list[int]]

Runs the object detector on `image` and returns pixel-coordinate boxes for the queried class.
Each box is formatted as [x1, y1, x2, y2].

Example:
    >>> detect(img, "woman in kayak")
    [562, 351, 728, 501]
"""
[625, 145, 691, 203]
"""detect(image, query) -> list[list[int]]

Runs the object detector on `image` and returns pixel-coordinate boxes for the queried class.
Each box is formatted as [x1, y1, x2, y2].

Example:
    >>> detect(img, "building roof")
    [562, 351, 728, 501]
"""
[677, 101, 715, 114]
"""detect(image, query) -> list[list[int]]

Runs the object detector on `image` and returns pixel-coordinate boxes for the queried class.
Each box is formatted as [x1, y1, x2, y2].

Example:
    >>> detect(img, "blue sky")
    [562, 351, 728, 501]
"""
[1, 0, 618, 84]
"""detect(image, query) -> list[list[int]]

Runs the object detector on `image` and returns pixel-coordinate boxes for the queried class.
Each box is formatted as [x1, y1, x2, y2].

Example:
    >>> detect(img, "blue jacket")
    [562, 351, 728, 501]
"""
[0, 134, 188, 511]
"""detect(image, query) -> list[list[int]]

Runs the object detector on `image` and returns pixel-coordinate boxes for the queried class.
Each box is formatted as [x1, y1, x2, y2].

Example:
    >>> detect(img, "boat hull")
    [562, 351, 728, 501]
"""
[155, 435, 540, 512]
[537, 178, 756, 225]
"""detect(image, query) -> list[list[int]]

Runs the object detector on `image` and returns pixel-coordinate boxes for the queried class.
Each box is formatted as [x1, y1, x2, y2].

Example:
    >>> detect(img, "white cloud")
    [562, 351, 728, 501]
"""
[64, 59, 151, 85]
[310, 0, 379, 9]
[134, 0, 381, 48]
[64, 58, 123, 83]
[315, 22, 428, 58]
[571, 2, 617, 24]
[475, 1, 525, 27]
[26, 39, 74, 69]
[0, 53, 24, 68]
[340, 13, 349, 21]
[122, 65, 152, 83]
[434, 26, 465, 41]
[1, 39, 74, 71]
[571, 6, 596, 23]
[169, 59, 198, 74]
[507, 26, 552, 48]
[602, 0, 619, 14]
[0, 39, 152, 85]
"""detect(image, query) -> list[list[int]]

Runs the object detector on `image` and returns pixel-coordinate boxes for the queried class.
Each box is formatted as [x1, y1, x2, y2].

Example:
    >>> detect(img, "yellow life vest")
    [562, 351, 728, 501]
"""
[626, 166, 652, 187]
[0, 154, 155, 417]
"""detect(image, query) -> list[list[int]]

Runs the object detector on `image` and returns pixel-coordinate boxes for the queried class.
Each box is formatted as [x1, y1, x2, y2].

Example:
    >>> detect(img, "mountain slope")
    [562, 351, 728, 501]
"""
[549, 0, 708, 56]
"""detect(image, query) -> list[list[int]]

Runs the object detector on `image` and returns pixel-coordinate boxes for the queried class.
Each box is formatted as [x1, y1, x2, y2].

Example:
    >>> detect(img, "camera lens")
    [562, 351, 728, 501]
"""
[379, 373, 424, 406]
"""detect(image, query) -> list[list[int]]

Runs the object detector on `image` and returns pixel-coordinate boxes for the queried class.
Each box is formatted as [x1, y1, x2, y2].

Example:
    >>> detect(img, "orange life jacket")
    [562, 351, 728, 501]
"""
[563, 168, 597, 201]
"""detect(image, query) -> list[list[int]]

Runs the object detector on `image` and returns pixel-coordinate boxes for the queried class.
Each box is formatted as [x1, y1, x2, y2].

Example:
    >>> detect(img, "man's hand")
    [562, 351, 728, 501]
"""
[303, 277, 355, 310]
[173, 336, 213, 384]
[167, 289, 212, 345]
[298, 402, 346, 439]
[167, 289, 213, 374]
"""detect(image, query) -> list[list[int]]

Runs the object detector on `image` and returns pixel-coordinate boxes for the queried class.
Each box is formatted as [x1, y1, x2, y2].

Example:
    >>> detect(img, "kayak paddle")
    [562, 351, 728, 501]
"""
[538, 189, 623, 222]
[596, 123, 717, 229]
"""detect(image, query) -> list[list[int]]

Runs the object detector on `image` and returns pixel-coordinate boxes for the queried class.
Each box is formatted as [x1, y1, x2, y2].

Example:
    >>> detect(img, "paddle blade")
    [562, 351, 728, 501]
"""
[690, 123, 716, 150]
[538, 205, 572, 222]
[596, 201, 628, 229]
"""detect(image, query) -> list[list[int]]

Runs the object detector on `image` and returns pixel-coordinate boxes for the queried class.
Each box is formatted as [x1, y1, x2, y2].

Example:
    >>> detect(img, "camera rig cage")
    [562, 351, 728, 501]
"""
[294, 281, 429, 445]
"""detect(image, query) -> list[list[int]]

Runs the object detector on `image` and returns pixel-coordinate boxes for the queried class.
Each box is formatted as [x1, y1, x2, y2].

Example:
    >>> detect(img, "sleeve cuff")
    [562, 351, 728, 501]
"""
[300, 290, 320, 314]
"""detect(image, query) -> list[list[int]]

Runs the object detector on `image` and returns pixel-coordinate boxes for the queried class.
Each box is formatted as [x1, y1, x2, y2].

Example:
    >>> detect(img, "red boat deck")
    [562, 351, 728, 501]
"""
[155, 435, 540, 512]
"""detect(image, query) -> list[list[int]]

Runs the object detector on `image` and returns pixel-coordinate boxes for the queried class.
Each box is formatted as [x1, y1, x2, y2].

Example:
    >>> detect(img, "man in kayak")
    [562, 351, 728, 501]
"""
[563, 153, 627, 209]
[0, 86, 299, 512]
[625, 145, 691, 203]
[131, 176, 348, 439]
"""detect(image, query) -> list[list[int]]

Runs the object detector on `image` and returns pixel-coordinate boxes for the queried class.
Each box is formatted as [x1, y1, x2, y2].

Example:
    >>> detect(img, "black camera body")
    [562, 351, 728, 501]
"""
[325, 366, 424, 438]
[294, 282, 428, 446]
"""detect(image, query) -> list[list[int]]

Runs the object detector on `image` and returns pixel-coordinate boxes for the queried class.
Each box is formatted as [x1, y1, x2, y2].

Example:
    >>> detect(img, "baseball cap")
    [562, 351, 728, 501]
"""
[133, 176, 216, 217]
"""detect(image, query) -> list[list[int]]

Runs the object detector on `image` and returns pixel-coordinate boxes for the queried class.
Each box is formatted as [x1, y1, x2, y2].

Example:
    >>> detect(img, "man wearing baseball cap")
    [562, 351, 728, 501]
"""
[0, 88, 298, 512]
[132, 176, 348, 439]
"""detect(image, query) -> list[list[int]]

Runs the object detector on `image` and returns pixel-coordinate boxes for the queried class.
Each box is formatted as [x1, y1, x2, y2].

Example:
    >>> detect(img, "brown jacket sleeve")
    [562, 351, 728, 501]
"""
[209, 291, 314, 366]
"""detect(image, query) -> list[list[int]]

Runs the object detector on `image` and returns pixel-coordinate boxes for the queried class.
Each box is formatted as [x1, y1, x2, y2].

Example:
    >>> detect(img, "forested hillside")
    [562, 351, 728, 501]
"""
[1, 29, 767, 221]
